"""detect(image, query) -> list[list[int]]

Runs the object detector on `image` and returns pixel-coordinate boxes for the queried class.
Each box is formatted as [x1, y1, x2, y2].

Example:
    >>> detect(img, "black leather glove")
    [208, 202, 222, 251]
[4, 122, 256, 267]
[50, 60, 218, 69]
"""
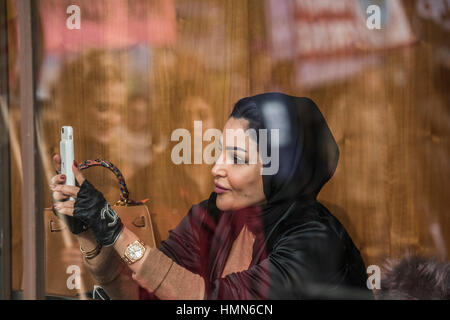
[52, 206, 87, 235]
[73, 179, 124, 246]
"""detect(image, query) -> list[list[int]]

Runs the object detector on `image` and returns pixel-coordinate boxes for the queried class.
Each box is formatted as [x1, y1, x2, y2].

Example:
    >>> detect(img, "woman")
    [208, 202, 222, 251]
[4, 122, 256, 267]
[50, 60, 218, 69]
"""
[50, 92, 371, 299]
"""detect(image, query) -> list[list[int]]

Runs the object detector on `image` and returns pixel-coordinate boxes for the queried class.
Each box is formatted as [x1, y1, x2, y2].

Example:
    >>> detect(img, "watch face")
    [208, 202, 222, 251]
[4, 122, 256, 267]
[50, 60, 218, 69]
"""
[128, 242, 144, 260]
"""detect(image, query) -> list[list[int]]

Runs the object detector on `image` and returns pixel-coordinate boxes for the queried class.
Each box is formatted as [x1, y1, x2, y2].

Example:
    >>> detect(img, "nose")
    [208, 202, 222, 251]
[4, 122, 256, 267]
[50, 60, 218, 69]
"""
[211, 151, 226, 178]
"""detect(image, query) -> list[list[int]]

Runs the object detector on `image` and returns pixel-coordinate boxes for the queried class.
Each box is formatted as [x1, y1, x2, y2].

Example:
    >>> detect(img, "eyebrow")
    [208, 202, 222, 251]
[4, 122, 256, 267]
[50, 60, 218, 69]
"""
[219, 140, 247, 153]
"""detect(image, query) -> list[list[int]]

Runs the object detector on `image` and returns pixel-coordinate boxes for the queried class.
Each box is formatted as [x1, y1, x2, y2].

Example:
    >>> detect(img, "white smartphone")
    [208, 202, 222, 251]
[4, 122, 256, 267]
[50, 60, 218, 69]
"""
[60, 126, 75, 199]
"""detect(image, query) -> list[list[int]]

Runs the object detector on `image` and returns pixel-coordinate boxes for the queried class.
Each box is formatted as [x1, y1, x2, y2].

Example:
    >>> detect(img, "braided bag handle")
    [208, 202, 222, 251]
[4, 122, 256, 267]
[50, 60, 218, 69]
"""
[78, 159, 148, 206]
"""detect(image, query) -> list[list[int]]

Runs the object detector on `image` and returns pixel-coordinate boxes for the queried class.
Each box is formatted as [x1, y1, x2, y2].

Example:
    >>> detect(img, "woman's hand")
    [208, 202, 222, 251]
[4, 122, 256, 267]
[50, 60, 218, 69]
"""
[73, 179, 124, 247]
[50, 155, 124, 247]
[50, 154, 87, 234]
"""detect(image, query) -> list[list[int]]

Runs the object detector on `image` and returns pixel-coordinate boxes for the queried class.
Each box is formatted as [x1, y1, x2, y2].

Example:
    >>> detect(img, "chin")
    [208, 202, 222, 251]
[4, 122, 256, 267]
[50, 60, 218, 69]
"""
[216, 194, 248, 212]
[215, 194, 234, 211]
[215, 198, 230, 211]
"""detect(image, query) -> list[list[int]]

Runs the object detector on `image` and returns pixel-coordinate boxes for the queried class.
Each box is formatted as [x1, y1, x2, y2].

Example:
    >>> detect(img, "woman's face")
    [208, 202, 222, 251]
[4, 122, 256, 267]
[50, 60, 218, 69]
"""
[211, 117, 267, 211]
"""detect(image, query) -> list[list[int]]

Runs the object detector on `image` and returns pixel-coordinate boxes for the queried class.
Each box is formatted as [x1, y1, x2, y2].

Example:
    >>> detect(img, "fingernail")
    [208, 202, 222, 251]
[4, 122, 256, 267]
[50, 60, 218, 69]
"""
[61, 174, 66, 180]
[73, 160, 78, 168]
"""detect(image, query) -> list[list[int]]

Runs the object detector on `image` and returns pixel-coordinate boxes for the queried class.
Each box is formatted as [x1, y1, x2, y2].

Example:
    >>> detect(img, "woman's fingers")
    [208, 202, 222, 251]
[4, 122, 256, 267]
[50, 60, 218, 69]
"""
[54, 207, 73, 216]
[50, 173, 66, 185]
[72, 161, 86, 186]
[52, 190, 70, 202]
[50, 174, 69, 203]
[53, 154, 61, 174]
[50, 184, 80, 198]
[53, 200, 74, 216]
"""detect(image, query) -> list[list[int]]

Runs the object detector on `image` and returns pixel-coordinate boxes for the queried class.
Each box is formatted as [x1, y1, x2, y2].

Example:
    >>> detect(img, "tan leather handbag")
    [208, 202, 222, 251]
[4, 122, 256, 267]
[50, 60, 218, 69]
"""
[43, 159, 155, 299]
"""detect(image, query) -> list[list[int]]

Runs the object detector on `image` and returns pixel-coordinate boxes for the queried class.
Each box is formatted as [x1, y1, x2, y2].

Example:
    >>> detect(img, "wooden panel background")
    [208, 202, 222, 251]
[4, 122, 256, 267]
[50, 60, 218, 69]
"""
[6, 0, 449, 292]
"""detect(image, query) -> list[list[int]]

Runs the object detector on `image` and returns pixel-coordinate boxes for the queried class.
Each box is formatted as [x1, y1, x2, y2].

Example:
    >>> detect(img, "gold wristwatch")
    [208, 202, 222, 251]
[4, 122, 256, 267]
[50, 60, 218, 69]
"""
[122, 240, 146, 265]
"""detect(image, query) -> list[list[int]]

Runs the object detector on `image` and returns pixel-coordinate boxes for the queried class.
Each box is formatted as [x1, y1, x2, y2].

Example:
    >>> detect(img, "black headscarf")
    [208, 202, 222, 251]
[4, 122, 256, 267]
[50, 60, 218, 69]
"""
[195, 93, 341, 291]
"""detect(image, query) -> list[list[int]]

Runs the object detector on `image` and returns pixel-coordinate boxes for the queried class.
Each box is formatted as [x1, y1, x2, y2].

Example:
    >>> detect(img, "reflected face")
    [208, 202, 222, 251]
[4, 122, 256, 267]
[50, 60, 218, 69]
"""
[91, 81, 126, 128]
[211, 117, 266, 211]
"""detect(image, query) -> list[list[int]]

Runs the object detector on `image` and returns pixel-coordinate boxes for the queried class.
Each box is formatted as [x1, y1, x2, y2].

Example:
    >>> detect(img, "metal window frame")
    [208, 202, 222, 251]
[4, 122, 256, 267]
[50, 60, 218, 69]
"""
[0, 0, 12, 301]
[16, 0, 45, 300]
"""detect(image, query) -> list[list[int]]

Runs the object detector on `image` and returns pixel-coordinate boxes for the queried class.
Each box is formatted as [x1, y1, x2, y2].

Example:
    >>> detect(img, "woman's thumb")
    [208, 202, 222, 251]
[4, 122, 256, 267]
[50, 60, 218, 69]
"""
[72, 160, 85, 185]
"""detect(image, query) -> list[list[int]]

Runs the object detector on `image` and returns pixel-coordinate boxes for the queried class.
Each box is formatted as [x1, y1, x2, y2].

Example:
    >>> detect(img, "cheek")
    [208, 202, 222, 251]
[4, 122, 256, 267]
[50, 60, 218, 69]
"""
[228, 166, 262, 197]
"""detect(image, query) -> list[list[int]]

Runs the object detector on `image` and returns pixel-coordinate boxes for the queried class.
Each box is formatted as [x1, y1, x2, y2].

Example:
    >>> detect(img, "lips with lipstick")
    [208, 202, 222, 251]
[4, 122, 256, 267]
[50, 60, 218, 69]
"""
[214, 182, 230, 194]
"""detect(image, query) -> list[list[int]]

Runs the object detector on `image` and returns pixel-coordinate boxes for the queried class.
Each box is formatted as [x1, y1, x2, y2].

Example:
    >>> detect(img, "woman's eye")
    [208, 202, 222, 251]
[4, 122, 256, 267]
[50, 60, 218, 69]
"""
[233, 155, 246, 164]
